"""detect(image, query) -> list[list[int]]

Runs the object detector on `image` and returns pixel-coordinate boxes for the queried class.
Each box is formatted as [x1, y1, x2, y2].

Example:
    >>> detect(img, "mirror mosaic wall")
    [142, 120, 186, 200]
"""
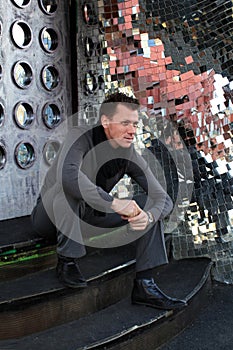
[76, 0, 233, 283]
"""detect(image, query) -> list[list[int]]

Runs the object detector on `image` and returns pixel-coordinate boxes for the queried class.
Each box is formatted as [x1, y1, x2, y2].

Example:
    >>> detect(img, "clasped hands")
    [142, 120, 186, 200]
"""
[111, 198, 149, 231]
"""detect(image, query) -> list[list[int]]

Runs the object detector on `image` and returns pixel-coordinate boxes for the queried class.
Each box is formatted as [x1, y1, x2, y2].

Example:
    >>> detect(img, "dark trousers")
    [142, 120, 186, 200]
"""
[31, 192, 168, 272]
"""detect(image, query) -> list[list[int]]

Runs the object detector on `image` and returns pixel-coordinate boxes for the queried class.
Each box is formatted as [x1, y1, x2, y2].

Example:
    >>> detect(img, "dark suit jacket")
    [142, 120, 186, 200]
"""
[40, 124, 173, 223]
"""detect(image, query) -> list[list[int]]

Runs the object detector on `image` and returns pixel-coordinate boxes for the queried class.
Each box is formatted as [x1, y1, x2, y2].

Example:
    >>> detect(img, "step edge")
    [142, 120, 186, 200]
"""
[0, 259, 136, 308]
[184, 259, 213, 301]
[112, 275, 213, 350]
[74, 260, 213, 350]
[77, 310, 172, 350]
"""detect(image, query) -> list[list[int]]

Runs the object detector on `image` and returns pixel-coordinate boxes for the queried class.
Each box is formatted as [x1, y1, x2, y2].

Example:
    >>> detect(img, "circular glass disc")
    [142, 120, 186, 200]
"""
[14, 102, 34, 129]
[12, 61, 33, 89]
[84, 72, 97, 94]
[39, 0, 57, 15]
[83, 3, 98, 25]
[42, 103, 61, 128]
[43, 141, 60, 165]
[15, 142, 35, 169]
[40, 27, 58, 52]
[11, 0, 31, 8]
[11, 21, 33, 48]
[41, 65, 59, 90]
[0, 104, 4, 127]
[0, 145, 6, 170]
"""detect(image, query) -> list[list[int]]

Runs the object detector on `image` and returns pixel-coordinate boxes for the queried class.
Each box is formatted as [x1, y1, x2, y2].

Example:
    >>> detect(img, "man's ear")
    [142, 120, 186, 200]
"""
[101, 115, 109, 129]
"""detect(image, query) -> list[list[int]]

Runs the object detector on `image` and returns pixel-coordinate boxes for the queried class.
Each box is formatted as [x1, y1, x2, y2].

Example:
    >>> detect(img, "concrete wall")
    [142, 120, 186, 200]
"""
[0, 0, 72, 220]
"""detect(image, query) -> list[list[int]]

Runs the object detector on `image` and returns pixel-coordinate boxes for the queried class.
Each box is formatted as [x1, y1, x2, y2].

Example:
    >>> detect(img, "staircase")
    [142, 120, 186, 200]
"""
[0, 216, 213, 349]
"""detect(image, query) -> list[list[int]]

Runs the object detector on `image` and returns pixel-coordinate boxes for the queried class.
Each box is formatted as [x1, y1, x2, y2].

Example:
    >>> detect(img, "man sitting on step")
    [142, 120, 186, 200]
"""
[31, 92, 187, 311]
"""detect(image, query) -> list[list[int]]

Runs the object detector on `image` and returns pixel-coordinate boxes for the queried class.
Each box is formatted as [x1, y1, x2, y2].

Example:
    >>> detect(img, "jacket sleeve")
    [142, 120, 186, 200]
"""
[126, 150, 173, 222]
[57, 130, 113, 212]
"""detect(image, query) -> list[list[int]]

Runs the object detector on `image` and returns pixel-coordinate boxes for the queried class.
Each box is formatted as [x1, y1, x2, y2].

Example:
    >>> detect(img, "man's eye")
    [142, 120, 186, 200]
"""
[121, 121, 130, 126]
[120, 121, 139, 127]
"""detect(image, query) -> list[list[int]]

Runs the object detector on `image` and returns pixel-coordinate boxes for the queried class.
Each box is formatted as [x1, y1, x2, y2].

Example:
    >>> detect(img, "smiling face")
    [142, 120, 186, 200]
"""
[101, 103, 139, 148]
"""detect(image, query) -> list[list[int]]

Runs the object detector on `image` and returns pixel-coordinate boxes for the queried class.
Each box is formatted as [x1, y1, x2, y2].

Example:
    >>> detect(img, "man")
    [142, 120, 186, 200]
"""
[31, 92, 186, 310]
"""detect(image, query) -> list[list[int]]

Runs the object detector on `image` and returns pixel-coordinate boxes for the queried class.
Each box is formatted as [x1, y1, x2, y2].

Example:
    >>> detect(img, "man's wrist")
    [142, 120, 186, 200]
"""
[111, 197, 118, 210]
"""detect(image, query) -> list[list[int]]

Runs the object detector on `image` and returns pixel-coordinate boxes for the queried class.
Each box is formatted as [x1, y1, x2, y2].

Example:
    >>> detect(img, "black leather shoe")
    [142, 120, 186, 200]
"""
[131, 278, 187, 310]
[56, 255, 87, 288]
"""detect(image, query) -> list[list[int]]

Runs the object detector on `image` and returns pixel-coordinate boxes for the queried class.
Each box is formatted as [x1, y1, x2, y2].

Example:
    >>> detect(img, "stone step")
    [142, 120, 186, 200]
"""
[0, 245, 57, 281]
[0, 258, 212, 349]
[0, 216, 48, 250]
[0, 246, 136, 339]
[0, 216, 56, 280]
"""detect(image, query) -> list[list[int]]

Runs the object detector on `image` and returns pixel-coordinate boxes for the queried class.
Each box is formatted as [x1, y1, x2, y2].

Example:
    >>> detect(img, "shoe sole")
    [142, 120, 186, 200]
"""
[131, 300, 187, 310]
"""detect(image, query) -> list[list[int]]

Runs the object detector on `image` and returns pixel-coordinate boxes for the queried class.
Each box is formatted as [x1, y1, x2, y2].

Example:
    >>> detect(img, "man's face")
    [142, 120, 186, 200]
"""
[101, 103, 139, 148]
